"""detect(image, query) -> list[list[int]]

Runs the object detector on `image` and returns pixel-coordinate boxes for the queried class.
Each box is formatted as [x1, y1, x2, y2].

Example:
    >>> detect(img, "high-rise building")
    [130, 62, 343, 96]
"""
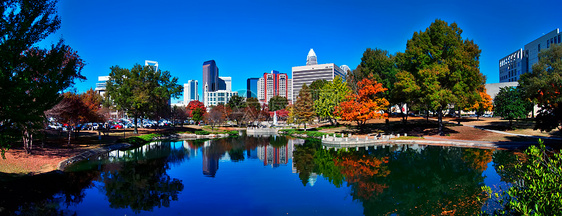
[499, 28, 561, 82]
[246, 78, 259, 98]
[184, 80, 199, 104]
[218, 76, 232, 91]
[256, 70, 292, 104]
[202, 60, 237, 107]
[202, 60, 219, 93]
[291, 49, 346, 102]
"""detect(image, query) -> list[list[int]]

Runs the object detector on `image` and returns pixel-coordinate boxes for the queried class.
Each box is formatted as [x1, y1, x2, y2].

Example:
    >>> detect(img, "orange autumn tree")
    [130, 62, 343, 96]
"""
[467, 86, 493, 119]
[334, 78, 389, 129]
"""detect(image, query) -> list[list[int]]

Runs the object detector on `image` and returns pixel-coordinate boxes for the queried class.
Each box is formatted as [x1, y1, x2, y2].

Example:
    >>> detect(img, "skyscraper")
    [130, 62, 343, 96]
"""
[202, 60, 238, 107]
[184, 80, 198, 104]
[203, 60, 219, 106]
[202, 60, 219, 92]
[247, 78, 259, 98]
[256, 70, 292, 104]
[291, 49, 346, 102]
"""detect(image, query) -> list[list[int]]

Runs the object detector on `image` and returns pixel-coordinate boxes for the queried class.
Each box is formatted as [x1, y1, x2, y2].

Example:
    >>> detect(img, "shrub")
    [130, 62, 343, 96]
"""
[195, 130, 212, 135]
[119, 134, 161, 146]
[483, 139, 562, 215]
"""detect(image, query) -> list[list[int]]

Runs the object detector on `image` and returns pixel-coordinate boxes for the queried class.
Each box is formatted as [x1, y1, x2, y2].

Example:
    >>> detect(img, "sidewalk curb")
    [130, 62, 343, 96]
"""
[57, 143, 131, 171]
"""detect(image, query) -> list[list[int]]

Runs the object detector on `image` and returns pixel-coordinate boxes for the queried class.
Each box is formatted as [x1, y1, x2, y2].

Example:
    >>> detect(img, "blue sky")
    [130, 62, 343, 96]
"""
[40, 0, 561, 103]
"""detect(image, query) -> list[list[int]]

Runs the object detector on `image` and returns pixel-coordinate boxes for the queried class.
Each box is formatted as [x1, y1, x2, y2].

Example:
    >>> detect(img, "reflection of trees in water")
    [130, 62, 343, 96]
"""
[292, 139, 321, 186]
[98, 141, 187, 213]
[492, 150, 523, 183]
[0, 170, 98, 215]
[293, 143, 498, 215]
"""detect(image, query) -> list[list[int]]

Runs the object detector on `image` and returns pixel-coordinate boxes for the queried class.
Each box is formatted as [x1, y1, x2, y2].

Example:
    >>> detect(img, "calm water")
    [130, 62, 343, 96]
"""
[0, 135, 519, 215]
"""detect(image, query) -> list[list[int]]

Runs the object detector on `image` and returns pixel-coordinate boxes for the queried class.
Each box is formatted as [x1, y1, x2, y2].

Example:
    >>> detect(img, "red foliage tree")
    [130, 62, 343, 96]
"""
[186, 100, 206, 117]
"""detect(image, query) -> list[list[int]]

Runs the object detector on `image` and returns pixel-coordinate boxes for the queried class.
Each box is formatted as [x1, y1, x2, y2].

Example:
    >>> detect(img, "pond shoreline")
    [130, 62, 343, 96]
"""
[56, 132, 235, 172]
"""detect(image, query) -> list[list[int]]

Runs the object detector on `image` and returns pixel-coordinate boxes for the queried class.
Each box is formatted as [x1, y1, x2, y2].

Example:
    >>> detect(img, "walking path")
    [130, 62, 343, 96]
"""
[320, 118, 560, 150]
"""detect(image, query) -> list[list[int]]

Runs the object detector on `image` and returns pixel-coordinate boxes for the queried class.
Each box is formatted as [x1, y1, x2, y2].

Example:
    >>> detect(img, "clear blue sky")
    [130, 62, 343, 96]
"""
[40, 0, 561, 103]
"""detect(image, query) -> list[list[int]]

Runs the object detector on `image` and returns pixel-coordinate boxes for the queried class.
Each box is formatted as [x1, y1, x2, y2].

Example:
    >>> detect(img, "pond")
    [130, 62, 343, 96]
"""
[0, 134, 519, 215]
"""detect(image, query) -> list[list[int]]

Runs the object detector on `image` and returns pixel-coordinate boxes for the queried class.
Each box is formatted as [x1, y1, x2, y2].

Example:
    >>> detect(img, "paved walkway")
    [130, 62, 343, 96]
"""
[463, 124, 562, 141]
[320, 118, 561, 150]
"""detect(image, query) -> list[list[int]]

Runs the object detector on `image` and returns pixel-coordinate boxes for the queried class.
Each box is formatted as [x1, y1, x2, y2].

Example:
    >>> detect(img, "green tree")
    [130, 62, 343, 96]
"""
[309, 79, 329, 101]
[106, 64, 182, 134]
[402, 19, 484, 135]
[393, 70, 420, 123]
[493, 86, 532, 128]
[519, 44, 562, 132]
[295, 84, 315, 130]
[315, 76, 350, 125]
[268, 95, 288, 111]
[192, 108, 204, 123]
[0, 0, 85, 155]
[227, 95, 246, 126]
[352, 48, 398, 109]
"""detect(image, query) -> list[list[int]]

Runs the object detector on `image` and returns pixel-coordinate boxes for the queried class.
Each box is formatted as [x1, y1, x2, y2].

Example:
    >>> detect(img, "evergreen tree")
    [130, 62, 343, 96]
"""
[295, 84, 315, 130]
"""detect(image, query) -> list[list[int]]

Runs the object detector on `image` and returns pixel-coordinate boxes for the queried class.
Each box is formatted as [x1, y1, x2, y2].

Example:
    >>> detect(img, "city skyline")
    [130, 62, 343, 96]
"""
[37, 0, 561, 103]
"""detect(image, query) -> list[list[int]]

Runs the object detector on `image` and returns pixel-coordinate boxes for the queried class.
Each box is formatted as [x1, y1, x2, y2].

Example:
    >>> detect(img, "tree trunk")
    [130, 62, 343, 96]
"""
[22, 129, 33, 154]
[68, 127, 72, 145]
[134, 114, 138, 134]
[438, 107, 444, 136]
[426, 109, 429, 122]
[457, 108, 461, 125]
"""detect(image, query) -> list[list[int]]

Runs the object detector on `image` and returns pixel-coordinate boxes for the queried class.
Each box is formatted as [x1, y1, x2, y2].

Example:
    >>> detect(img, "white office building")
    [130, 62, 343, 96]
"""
[95, 76, 110, 97]
[205, 90, 238, 107]
[500, 28, 561, 82]
[499, 49, 524, 82]
[184, 80, 199, 104]
[291, 49, 346, 102]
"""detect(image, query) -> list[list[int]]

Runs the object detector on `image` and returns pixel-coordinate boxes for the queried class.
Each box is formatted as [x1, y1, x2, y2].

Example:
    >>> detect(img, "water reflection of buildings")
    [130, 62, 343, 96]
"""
[257, 140, 294, 168]
[202, 140, 219, 177]
[290, 139, 304, 174]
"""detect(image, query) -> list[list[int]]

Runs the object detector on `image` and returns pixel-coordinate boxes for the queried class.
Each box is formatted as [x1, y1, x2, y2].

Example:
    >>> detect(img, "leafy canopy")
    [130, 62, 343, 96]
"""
[0, 0, 85, 155]
[493, 86, 531, 127]
[315, 76, 350, 125]
[519, 44, 562, 132]
[334, 78, 389, 128]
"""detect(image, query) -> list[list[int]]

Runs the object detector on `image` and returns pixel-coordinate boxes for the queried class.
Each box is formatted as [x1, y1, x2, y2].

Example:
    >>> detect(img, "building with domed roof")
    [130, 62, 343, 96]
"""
[291, 49, 346, 102]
